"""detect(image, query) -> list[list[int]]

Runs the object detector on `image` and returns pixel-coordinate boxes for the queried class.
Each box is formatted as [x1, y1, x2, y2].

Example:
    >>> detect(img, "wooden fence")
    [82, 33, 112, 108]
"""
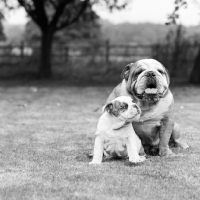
[0, 42, 156, 64]
[0, 42, 198, 77]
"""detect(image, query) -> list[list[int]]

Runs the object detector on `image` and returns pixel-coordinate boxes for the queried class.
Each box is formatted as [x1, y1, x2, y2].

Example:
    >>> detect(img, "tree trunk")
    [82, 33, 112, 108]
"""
[39, 30, 54, 78]
[190, 47, 200, 84]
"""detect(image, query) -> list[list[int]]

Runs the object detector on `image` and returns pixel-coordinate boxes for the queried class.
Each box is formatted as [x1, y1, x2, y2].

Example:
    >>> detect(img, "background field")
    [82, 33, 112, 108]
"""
[0, 82, 200, 200]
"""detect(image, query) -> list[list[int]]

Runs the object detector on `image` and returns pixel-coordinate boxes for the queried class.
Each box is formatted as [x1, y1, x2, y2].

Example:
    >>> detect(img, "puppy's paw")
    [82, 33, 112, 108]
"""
[138, 155, 146, 162]
[129, 155, 146, 163]
[159, 147, 175, 157]
[89, 160, 102, 165]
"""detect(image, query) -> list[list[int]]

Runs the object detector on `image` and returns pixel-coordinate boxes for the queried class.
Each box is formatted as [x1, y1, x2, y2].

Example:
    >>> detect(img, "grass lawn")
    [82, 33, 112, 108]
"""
[0, 83, 200, 200]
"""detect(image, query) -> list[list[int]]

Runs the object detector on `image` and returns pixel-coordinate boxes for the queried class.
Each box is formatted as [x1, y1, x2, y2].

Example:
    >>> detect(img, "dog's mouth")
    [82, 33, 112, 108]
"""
[145, 78, 157, 93]
[134, 78, 165, 102]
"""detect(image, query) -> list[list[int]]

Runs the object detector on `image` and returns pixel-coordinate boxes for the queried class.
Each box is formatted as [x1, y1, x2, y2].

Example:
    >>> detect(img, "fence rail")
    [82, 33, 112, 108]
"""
[0, 42, 156, 63]
[0, 42, 198, 70]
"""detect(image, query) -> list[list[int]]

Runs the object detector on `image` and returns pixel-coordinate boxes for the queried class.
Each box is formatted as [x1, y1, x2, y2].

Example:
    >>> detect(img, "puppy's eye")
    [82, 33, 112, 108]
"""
[121, 103, 128, 109]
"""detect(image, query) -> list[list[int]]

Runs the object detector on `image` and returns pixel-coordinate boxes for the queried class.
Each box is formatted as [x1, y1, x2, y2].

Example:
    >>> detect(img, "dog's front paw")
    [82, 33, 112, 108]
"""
[159, 147, 175, 157]
[129, 155, 146, 163]
[175, 141, 189, 149]
[89, 160, 102, 165]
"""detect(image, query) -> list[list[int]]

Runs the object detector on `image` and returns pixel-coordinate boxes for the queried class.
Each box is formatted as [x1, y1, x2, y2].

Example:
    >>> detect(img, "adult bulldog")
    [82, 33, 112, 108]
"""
[106, 59, 188, 156]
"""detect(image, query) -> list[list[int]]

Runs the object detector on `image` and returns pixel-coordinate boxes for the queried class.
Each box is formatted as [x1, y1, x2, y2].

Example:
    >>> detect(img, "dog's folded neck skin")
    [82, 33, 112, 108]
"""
[137, 100, 158, 110]
[134, 88, 169, 111]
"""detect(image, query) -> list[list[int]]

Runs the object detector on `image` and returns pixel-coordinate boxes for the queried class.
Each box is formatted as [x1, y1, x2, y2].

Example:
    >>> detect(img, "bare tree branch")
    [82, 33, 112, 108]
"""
[50, 1, 69, 29]
[49, 0, 58, 9]
[56, 0, 89, 31]
[166, 0, 187, 25]
[33, 0, 48, 30]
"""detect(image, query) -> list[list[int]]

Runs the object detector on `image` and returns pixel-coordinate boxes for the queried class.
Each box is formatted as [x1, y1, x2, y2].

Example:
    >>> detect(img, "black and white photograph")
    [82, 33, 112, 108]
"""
[0, 0, 199, 199]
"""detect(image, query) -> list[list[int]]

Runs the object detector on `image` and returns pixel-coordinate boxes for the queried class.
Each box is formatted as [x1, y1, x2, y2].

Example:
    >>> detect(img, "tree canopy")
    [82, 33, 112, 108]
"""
[25, 3, 101, 44]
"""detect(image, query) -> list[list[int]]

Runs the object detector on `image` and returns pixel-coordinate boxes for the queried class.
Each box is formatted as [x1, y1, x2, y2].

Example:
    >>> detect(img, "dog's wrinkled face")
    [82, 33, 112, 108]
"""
[104, 96, 141, 121]
[121, 59, 170, 102]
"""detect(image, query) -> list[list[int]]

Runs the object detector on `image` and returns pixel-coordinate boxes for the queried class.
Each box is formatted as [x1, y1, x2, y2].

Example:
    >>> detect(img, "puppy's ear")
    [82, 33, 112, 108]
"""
[104, 102, 113, 114]
[121, 63, 133, 80]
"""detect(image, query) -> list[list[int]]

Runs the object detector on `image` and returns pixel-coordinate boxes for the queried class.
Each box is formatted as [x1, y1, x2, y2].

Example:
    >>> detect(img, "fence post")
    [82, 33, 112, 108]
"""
[105, 40, 110, 64]
[20, 41, 24, 61]
[65, 47, 69, 63]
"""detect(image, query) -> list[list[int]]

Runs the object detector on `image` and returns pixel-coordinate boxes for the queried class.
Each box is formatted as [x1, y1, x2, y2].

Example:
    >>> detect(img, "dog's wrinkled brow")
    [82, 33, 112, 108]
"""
[134, 68, 142, 73]
[134, 67, 144, 74]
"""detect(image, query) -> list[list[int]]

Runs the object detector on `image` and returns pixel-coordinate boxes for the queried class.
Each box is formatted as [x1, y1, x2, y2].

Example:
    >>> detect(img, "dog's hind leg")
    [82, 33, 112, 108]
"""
[169, 123, 189, 149]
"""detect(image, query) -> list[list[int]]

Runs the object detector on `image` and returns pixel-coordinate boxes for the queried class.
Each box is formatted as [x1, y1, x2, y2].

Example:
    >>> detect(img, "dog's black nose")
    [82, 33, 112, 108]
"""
[146, 71, 156, 77]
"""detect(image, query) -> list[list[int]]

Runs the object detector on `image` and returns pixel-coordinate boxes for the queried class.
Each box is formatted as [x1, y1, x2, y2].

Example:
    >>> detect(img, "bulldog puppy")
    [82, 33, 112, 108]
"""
[89, 96, 146, 164]
[106, 59, 189, 156]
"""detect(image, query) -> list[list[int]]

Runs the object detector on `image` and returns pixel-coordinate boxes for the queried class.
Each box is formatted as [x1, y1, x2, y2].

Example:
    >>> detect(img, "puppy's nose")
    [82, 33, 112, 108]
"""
[146, 71, 156, 77]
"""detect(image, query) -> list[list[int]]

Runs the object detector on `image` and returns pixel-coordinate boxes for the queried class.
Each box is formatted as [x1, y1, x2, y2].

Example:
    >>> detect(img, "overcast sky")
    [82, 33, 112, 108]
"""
[5, 0, 200, 26]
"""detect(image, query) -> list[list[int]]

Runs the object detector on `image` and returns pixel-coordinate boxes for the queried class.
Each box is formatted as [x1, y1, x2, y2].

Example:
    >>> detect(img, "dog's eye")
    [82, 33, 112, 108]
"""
[158, 70, 164, 74]
[121, 104, 128, 109]
[135, 70, 142, 77]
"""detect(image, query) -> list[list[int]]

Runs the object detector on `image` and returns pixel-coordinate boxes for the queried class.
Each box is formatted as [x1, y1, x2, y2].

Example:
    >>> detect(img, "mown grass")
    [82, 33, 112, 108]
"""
[0, 83, 200, 200]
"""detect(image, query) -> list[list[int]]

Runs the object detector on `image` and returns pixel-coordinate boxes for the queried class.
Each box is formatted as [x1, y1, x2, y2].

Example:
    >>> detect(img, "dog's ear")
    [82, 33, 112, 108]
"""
[121, 63, 133, 80]
[104, 102, 113, 114]
[163, 66, 170, 85]
[161, 65, 170, 85]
